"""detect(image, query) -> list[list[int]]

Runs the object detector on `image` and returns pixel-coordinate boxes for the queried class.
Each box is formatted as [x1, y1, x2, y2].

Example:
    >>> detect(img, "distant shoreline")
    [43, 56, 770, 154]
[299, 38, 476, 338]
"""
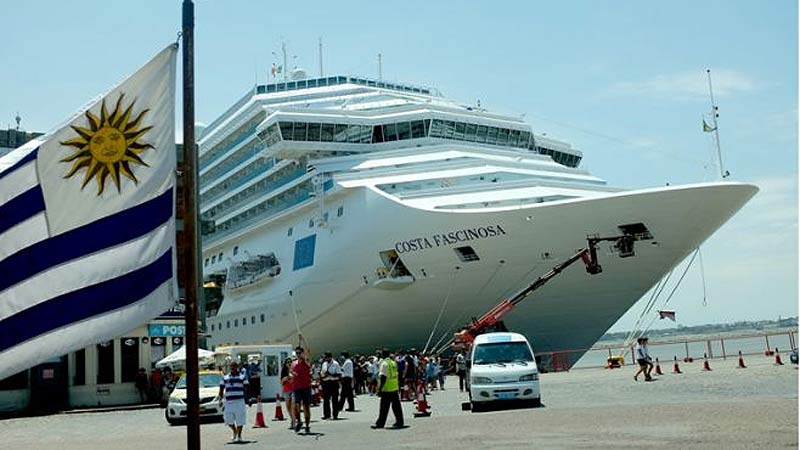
[599, 318, 798, 346]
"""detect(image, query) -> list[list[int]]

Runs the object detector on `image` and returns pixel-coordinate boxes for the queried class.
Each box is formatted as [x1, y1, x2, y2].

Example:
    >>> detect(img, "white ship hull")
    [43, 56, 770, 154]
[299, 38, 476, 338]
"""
[207, 181, 756, 367]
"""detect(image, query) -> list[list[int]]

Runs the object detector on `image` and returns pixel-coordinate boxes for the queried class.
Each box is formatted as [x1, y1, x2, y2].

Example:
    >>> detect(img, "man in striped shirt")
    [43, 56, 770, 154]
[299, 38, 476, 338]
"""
[219, 360, 249, 443]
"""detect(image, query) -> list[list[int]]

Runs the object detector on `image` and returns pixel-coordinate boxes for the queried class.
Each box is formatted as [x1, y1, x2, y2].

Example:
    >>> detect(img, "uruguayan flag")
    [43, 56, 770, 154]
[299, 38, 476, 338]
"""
[0, 45, 177, 379]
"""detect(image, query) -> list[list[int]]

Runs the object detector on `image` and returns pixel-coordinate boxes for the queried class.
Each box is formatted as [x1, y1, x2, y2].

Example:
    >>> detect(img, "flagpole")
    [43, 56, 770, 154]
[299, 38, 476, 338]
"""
[706, 69, 728, 179]
[181, 1, 201, 449]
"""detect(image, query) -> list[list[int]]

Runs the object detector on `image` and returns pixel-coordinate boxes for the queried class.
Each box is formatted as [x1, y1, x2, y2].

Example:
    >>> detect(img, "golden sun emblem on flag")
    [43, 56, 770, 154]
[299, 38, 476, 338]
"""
[60, 94, 153, 195]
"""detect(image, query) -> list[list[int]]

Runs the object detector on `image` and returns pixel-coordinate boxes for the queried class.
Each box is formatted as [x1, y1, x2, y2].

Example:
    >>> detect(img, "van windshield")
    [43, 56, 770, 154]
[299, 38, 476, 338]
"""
[473, 341, 533, 365]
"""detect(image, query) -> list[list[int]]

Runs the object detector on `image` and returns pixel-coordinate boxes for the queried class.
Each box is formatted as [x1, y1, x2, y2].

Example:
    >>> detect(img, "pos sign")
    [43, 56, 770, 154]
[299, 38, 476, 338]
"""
[148, 324, 185, 337]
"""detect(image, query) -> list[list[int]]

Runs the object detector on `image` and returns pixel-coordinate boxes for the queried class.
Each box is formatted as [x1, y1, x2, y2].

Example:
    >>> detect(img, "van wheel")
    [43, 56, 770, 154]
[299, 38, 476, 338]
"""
[470, 402, 483, 413]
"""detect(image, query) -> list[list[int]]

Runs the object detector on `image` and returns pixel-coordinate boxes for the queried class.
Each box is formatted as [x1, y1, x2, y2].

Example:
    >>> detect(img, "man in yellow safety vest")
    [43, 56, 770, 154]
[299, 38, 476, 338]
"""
[371, 349, 405, 429]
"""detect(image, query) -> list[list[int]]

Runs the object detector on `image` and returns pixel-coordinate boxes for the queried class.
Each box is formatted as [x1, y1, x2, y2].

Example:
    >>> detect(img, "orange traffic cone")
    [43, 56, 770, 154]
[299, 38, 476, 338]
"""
[672, 356, 682, 374]
[702, 353, 712, 371]
[272, 394, 285, 421]
[253, 396, 268, 428]
[653, 358, 663, 375]
[774, 348, 784, 365]
[414, 380, 431, 417]
[401, 384, 409, 401]
[737, 351, 747, 369]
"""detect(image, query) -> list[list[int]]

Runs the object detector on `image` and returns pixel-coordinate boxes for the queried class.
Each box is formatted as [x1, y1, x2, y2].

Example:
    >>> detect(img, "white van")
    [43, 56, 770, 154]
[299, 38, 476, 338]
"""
[468, 332, 540, 411]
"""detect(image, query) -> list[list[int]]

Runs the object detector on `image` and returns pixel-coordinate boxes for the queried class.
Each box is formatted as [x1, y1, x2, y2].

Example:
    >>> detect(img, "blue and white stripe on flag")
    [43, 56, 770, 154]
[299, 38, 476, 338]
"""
[0, 45, 178, 379]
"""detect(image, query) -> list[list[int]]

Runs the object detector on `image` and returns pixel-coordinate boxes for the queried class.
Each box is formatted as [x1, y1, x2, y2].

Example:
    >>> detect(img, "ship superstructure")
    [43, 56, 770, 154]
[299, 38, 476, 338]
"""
[198, 72, 756, 369]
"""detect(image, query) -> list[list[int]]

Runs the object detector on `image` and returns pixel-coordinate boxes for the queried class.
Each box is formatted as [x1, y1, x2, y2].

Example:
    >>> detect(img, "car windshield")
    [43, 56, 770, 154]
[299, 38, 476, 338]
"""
[473, 341, 533, 365]
[175, 373, 222, 389]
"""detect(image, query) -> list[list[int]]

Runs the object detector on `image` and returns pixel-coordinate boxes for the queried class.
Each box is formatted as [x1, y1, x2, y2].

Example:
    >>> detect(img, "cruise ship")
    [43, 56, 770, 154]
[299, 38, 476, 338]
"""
[199, 69, 757, 369]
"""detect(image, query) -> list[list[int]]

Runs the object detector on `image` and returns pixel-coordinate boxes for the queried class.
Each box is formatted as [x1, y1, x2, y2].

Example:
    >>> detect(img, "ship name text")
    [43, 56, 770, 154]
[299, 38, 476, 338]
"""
[394, 224, 507, 254]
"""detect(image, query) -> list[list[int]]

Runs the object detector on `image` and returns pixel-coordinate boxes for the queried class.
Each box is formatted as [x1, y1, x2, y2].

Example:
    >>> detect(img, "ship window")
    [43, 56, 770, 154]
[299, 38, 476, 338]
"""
[251, 316, 256, 325]
[454, 246, 480, 262]
[454, 122, 466, 140]
[308, 79, 318, 88]
[210, 324, 214, 332]
[297, 80, 307, 89]
[226, 321, 230, 329]
[293, 234, 317, 271]
[383, 123, 398, 141]
[410, 120, 425, 138]
[293, 122, 308, 141]
[279, 122, 293, 140]
[234, 319, 238, 327]
[242, 317, 247, 326]
[266, 84, 276, 93]
[423, 119, 431, 136]
[486, 127, 498, 145]
[277, 83, 286, 92]
[233, 246, 239, 256]
[309, 219, 314, 228]
[321, 123, 334, 142]
[204, 258, 209, 266]
[307, 123, 321, 141]
[465, 123, 477, 142]
[260, 314, 265, 323]
[218, 252, 223, 260]
[476, 125, 488, 143]
[288, 227, 293, 236]
[372, 125, 385, 143]
[334, 124, 348, 142]
[286, 81, 296, 90]
[337, 206, 344, 217]
[211, 255, 216, 263]
[396, 122, 411, 140]
[497, 128, 510, 145]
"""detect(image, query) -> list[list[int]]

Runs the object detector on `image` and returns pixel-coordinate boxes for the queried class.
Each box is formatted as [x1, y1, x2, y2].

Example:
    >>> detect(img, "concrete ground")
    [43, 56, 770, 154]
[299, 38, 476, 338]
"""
[1, 356, 796, 449]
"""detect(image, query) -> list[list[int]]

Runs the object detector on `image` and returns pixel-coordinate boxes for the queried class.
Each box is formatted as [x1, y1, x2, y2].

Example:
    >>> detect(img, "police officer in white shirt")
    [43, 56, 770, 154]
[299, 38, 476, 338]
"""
[337, 352, 356, 412]
[320, 351, 341, 419]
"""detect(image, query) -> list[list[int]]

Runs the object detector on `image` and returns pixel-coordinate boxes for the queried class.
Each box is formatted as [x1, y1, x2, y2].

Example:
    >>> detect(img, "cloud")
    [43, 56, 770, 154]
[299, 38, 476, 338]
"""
[608, 69, 759, 100]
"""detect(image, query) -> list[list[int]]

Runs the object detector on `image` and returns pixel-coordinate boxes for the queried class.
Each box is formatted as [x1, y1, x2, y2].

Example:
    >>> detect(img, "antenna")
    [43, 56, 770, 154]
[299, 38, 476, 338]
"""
[15, 112, 21, 131]
[318, 37, 323, 77]
[282, 42, 288, 81]
[377, 53, 383, 81]
[706, 69, 729, 179]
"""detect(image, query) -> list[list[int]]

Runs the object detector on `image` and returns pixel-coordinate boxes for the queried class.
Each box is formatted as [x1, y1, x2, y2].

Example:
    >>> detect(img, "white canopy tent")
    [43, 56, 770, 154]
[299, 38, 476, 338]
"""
[155, 346, 216, 369]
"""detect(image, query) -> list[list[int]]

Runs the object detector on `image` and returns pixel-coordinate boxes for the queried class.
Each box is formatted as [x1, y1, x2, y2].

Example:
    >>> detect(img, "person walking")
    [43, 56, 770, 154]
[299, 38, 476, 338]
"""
[218, 360, 249, 443]
[280, 357, 295, 430]
[321, 352, 342, 419]
[291, 347, 313, 434]
[371, 349, 404, 429]
[338, 352, 356, 412]
[455, 352, 467, 392]
[134, 368, 148, 403]
[633, 337, 654, 381]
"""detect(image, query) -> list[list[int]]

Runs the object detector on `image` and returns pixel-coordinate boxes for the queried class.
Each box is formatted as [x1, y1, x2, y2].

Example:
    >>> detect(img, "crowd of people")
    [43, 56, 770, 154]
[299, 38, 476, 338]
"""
[134, 366, 181, 404]
[218, 346, 468, 442]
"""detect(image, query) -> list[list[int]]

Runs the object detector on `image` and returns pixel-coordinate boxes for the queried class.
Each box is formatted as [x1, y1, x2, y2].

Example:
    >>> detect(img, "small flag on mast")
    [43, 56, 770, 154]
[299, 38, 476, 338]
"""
[0, 44, 178, 379]
[658, 310, 677, 321]
[702, 118, 717, 132]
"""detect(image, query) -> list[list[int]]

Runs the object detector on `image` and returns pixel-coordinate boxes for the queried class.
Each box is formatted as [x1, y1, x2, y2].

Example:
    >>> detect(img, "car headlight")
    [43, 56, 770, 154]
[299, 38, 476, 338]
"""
[169, 396, 184, 405]
[519, 373, 539, 382]
[472, 376, 493, 384]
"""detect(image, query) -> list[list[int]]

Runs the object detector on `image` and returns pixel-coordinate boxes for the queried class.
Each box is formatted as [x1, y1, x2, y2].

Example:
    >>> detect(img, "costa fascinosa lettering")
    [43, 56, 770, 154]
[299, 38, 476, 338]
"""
[394, 224, 507, 253]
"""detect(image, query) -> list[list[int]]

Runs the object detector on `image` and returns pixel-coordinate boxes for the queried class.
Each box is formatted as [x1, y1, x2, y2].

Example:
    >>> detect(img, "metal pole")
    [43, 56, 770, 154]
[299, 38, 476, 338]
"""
[721, 338, 726, 360]
[318, 37, 323, 77]
[181, 1, 200, 449]
[706, 69, 727, 179]
[378, 53, 382, 81]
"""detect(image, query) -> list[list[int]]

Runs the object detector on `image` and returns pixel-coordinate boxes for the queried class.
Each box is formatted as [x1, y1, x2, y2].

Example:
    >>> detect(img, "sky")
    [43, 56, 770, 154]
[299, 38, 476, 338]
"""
[0, 1, 797, 332]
